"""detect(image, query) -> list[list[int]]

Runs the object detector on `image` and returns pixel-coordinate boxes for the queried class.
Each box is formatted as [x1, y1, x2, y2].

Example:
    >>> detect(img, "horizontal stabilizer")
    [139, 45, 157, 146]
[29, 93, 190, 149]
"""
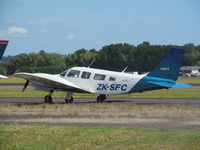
[173, 82, 193, 88]
[148, 81, 192, 88]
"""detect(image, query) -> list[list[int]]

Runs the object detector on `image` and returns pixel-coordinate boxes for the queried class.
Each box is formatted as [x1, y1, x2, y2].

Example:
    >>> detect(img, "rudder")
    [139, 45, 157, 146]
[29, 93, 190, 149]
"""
[147, 48, 185, 81]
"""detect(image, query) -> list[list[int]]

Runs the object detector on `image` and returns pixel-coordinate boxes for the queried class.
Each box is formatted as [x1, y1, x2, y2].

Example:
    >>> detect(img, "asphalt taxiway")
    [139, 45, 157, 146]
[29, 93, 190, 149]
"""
[0, 97, 200, 106]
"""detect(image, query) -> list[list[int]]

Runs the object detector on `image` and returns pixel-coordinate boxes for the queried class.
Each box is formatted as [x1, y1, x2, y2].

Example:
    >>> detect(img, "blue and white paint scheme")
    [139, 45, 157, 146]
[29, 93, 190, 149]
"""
[15, 48, 192, 103]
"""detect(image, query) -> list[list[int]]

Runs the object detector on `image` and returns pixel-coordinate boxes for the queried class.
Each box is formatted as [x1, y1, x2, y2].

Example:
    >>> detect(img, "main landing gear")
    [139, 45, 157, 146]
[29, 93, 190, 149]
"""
[44, 90, 73, 104]
[44, 91, 106, 104]
[44, 89, 54, 103]
[97, 94, 106, 103]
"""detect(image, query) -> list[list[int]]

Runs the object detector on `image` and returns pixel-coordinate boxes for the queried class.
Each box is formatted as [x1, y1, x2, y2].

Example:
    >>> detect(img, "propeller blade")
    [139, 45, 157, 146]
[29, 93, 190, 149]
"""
[22, 80, 29, 92]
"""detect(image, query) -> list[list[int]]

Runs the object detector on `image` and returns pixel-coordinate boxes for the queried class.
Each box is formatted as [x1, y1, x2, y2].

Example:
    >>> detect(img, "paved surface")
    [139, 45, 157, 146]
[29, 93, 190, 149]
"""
[0, 97, 200, 106]
[1, 118, 200, 131]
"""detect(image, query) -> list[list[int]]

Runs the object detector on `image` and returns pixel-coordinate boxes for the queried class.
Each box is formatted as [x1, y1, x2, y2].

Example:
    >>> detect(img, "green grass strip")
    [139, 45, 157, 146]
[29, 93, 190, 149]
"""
[0, 125, 200, 150]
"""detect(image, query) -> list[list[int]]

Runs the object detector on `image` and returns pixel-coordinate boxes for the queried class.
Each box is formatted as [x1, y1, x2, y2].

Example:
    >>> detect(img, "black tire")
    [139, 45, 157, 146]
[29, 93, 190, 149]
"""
[97, 96, 100, 102]
[101, 95, 106, 100]
[97, 96, 104, 103]
[44, 95, 52, 103]
[97, 95, 107, 103]
[65, 98, 69, 103]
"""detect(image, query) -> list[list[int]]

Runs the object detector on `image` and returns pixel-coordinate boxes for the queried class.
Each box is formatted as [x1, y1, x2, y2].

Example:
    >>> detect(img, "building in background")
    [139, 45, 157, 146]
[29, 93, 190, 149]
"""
[180, 66, 200, 77]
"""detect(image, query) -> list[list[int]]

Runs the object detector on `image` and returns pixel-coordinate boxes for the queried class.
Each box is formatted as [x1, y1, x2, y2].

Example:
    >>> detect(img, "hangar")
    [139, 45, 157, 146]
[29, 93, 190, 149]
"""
[180, 66, 200, 77]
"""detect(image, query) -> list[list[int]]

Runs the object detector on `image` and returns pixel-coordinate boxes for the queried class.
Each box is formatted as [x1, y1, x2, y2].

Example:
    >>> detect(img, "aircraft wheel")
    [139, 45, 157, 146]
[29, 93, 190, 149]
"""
[44, 95, 53, 103]
[65, 96, 73, 103]
[97, 96, 101, 103]
[97, 95, 106, 103]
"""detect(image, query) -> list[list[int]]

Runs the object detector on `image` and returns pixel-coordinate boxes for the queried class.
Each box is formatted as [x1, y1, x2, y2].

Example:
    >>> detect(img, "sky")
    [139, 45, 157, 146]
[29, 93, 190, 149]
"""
[0, 0, 200, 56]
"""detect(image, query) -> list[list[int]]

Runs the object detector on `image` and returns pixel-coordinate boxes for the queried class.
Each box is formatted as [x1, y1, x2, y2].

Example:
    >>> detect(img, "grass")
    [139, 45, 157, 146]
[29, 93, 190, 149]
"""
[1, 103, 199, 118]
[178, 77, 200, 84]
[0, 77, 25, 83]
[0, 125, 200, 150]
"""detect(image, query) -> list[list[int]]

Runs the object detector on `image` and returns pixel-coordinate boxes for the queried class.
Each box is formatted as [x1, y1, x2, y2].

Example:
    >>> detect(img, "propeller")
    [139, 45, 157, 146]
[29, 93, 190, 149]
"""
[22, 80, 29, 92]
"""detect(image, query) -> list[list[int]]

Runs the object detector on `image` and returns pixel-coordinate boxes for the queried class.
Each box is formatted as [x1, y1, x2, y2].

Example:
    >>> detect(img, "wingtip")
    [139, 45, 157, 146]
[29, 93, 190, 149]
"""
[174, 82, 193, 88]
[13, 72, 27, 77]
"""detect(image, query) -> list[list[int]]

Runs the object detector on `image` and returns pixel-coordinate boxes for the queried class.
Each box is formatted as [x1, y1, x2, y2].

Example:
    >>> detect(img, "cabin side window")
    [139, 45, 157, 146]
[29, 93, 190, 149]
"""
[60, 70, 69, 77]
[94, 74, 106, 80]
[67, 70, 80, 78]
[81, 71, 91, 79]
[109, 77, 116, 81]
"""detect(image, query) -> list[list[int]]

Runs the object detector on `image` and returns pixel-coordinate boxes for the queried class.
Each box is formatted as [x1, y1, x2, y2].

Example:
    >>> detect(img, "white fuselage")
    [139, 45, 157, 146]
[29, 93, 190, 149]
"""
[56, 67, 145, 94]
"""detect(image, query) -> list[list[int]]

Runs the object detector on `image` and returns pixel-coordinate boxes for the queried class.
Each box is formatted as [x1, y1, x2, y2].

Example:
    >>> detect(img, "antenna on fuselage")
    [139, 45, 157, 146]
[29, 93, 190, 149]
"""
[122, 66, 128, 73]
[32, 64, 37, 73]
[88, 58, 95, 68]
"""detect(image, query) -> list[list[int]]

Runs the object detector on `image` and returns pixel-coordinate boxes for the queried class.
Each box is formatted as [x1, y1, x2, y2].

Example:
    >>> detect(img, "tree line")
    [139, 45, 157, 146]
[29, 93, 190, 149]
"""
[0, 42, 200, 75]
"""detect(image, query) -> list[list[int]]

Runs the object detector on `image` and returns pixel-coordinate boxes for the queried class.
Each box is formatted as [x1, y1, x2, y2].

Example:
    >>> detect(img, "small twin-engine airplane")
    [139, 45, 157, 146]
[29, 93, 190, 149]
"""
[14, 47, 192, 103]
[0, 40, 9, 79]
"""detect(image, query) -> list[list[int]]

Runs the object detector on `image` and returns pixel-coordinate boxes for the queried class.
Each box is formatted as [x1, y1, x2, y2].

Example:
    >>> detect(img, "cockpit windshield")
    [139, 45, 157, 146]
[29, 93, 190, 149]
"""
[60, 70, 69, 77]
[67, 70, 80, 78]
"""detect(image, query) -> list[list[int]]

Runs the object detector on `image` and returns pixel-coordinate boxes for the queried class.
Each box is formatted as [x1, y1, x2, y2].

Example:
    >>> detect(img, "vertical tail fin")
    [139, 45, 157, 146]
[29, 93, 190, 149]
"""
[147, 48, 185, 81]
[0, 40, 9, 60]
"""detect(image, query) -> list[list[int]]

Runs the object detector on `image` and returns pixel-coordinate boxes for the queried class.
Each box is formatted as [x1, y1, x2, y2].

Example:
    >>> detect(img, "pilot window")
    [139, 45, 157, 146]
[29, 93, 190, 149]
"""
[60, 70, 69, 77]
[94, 74, 106, 80]
[67, 70, 80, 78]
[109, 77, 116, 81]
[81, 71, 91, 79]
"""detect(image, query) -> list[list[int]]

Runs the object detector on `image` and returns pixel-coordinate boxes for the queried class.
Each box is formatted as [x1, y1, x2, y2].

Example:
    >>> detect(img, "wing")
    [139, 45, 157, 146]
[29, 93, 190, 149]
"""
[14, 72, 92, 93]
